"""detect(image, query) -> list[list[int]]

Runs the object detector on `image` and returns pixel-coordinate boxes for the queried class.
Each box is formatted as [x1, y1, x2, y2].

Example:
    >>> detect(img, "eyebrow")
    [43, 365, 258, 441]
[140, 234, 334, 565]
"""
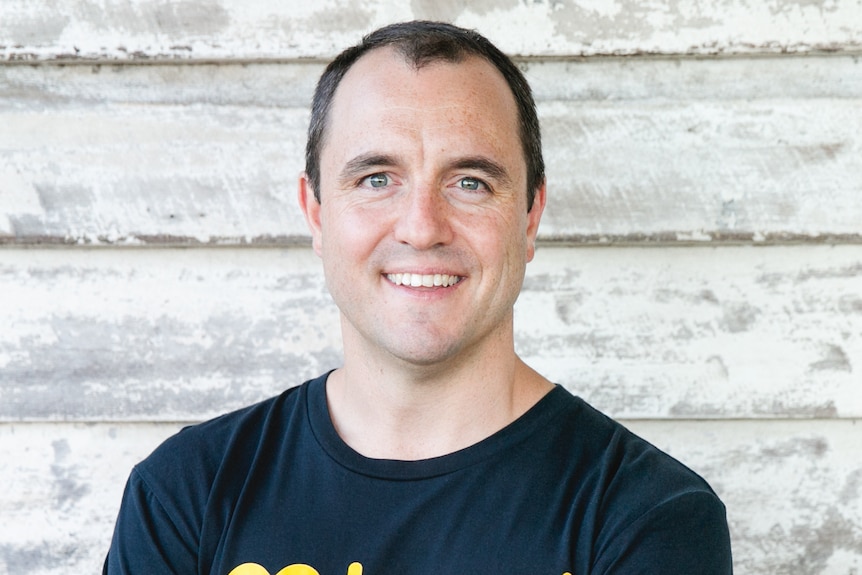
[336, 153, 514, 188]
[338, 153, 399, 184]
[449, 156, 513, 188]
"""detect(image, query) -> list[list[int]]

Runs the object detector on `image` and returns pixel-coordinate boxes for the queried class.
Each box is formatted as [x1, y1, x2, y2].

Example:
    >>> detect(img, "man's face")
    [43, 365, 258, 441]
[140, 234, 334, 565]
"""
[300, 47, 545, 369]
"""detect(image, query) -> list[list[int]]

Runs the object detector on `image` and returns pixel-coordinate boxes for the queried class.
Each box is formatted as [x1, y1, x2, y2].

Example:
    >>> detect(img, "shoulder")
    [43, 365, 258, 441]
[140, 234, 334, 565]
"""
[547, 390, 731, 572]
[104, 376, 330, 574]
[552, 390, 718, 496]
[132, 377, 317, 507]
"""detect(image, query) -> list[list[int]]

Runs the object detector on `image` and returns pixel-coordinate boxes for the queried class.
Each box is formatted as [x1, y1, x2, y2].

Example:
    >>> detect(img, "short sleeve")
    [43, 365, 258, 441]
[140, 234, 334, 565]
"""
[591, 490, 733, 575]
[103, 467, 198, 575]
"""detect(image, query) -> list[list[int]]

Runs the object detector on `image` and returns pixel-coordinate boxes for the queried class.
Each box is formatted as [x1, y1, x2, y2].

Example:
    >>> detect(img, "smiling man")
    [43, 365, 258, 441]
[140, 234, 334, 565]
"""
[105, 21, 732, 575]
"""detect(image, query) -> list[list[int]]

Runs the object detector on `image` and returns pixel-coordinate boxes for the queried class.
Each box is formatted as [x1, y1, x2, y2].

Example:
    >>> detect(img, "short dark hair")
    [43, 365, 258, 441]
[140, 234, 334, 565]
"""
[304, 20, 544, 211]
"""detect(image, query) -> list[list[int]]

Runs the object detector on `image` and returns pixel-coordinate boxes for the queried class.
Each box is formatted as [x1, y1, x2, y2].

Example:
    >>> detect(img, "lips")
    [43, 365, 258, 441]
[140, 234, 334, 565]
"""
[385, 272, 463, 287]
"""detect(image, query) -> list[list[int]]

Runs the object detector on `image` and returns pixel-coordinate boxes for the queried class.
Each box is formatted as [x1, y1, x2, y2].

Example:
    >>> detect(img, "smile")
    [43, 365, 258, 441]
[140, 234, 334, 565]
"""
[385, 272, 463, 288]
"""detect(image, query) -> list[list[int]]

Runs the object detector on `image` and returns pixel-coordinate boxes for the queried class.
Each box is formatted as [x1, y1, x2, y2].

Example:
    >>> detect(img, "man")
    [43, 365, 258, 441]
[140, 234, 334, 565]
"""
[105, 21, 732, 574]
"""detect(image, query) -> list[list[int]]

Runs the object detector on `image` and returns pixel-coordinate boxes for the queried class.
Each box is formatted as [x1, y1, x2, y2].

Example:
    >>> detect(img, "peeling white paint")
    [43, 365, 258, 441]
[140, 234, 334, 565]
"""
[2, 58, 861, 246]
[1, 245, 860, 421]
[518, 245, 862, 419]
[0, 169, 43, 235]
[1, 0, 862, 61]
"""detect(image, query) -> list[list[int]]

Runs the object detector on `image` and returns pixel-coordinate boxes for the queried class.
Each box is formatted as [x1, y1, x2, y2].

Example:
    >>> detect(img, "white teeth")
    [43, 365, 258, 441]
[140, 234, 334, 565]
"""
[386, 273, 461, 287]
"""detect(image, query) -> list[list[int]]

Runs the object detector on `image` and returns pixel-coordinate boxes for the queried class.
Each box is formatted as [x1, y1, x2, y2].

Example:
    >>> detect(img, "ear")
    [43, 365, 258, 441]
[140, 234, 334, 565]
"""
[298, 172, 324, 256]
[525, 180, 546, 263]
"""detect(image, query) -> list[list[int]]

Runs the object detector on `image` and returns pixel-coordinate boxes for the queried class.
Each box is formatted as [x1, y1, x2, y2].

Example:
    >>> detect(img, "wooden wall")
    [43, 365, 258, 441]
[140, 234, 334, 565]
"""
[1, 1, 861, 573]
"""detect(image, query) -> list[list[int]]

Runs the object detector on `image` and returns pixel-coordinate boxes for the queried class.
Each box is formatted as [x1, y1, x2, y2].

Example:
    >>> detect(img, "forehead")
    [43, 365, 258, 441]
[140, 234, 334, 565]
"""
[322, 47, 522, 168]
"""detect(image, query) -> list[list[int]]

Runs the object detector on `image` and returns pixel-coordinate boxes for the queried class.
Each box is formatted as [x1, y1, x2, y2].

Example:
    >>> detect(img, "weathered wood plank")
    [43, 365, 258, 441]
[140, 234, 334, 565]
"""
[2, 420, 860, 575]
[0, 248, 341, 421]
[1, 245, 859, 421]
[521, 245, 862, 419]
[1, 56, 860, 246]
[0, 63, 311, 246]
[540, 97, 862, 243]
[2, 0, 861, 61]
[625, 419, 862, 575]
[0, 422, 182, 575]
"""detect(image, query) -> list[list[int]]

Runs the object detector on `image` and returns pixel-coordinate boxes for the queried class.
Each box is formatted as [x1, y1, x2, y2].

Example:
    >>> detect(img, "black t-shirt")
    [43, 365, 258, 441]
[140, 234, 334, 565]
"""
[104, 373, 732, 574]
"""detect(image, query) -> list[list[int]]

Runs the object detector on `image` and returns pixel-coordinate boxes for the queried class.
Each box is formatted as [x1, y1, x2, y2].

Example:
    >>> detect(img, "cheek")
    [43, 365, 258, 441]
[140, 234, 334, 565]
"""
[320, 204, 385, 262]
[500, 222, 532, 278]
[466, 218, 528, 271]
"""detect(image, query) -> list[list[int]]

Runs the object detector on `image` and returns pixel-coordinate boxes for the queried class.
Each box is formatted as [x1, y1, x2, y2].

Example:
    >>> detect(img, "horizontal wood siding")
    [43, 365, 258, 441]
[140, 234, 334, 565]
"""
[2, 56, 861, 246]
[1, 245, 860, 421]
[2, 0, 861, 61]
[1, 2, 860, 573]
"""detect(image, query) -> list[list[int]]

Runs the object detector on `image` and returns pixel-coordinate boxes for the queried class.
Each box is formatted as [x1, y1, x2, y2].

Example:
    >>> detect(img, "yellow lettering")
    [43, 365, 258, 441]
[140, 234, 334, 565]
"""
[228, 562, 363, 575]
[276, 566, 321, 575]
[228, 564, 271, 575]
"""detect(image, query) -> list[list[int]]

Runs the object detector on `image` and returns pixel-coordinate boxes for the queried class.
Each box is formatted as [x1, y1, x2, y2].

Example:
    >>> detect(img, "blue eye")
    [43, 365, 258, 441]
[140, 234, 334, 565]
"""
[458, 177, 485, 191]
[364, 173, 389, 188]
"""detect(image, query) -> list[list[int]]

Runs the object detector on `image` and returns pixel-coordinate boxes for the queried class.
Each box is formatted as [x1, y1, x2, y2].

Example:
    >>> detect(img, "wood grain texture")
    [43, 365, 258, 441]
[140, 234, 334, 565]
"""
[0, 423, 183, 575]
[521, 245, 862, 419]
[2, 245, 859, 421]
[2, 56, 860, 246]
[2, 420, 860, 575]
[2, 0, 861, 61]
[0, 248, 341, 421]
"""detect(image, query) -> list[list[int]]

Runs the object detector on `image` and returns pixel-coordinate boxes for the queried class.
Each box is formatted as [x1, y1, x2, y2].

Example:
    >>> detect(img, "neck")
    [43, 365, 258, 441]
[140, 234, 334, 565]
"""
[325, 324, 553, 460]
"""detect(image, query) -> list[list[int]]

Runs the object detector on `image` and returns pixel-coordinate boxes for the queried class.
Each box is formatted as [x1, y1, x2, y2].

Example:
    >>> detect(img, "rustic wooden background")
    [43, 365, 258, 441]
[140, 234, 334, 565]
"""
[1, 1, 861, 573]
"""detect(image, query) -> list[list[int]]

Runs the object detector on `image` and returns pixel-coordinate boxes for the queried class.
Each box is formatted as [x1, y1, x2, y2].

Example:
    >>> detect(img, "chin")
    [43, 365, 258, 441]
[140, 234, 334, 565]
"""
[385, 340, 465, 369]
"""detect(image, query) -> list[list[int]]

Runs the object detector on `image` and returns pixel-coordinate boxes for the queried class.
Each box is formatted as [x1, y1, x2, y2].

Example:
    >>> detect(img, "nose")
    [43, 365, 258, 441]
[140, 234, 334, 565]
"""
[392, 183, 454, 250]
